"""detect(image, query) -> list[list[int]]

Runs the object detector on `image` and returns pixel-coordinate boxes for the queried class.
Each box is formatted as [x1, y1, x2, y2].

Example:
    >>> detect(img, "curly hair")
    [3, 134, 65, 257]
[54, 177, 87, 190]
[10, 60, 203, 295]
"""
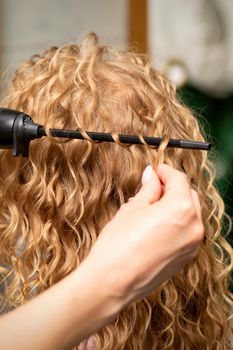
[0, 33, 232, 350]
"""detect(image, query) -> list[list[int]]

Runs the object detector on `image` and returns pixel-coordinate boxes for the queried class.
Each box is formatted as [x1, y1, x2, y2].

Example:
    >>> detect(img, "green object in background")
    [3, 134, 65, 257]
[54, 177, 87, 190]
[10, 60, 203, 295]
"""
[180, 85, 233, 293]
[179, 85, 233, 247]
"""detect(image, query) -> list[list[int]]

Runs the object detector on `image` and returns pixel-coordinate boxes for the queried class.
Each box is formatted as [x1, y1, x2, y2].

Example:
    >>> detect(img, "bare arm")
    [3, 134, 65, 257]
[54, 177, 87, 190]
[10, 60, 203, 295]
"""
[0, 260, 122, 350]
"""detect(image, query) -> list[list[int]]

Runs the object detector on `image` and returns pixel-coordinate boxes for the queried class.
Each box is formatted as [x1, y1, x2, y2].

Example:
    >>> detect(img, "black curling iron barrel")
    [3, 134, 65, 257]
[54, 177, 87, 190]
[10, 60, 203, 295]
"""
[0, 108, 211, 157]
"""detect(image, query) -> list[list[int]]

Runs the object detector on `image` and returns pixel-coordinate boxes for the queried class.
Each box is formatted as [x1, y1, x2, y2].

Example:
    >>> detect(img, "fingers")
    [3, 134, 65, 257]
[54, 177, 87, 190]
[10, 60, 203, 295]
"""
[128, 164, 203, 228]
[157, 164, 204, 227]
[156, 163, 192, 204]
[141, 165, 154, 185]
[190, 189, 202, 223]
[128, 165, 162, 206]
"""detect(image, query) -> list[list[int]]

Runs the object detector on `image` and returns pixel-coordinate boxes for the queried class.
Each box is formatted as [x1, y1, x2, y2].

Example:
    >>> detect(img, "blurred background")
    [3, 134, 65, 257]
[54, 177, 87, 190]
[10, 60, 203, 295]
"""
[0, 0, 232, 248]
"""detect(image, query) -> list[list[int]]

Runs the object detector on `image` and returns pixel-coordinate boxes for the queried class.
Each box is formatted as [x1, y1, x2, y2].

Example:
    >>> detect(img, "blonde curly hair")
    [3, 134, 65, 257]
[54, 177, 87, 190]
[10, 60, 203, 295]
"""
[0, 33, 232, 349]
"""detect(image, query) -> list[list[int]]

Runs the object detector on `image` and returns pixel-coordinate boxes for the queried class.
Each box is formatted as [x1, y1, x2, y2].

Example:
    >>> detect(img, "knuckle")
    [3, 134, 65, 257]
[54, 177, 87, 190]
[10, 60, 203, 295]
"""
[168, 200, 196, 227]
[191, 188, 198, 196]
[179, 172, 189, 183]
[119, 202, 128, 212]
[178, 200, 195, 217]
[180, 171, 188, 179]
[192, 222, 205, 242]
[185, 201, 195, 214]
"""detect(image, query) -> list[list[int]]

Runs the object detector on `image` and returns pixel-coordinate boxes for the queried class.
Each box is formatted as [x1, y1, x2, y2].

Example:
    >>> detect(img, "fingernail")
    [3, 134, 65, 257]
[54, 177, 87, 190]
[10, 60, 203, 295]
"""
[142, 165, 153, 184]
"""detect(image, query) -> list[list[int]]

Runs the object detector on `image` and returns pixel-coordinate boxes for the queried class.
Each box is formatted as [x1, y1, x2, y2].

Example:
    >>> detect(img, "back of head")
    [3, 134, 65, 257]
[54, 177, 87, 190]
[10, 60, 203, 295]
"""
[0, 33, 232, 349]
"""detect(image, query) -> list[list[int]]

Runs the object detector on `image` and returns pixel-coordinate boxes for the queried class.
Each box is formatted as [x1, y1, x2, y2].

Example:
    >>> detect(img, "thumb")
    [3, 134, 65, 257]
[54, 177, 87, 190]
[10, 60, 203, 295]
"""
[132, 165, 162, 205]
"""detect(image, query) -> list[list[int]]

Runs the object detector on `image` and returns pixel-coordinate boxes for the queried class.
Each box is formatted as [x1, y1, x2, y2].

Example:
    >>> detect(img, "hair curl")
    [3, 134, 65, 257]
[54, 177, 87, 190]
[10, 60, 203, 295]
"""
[0, 33, 232, 349]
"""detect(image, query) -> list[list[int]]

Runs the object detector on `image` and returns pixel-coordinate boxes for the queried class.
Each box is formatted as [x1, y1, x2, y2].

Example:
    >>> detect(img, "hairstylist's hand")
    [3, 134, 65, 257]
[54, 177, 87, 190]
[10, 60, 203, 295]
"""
[85, 164, 204, 307]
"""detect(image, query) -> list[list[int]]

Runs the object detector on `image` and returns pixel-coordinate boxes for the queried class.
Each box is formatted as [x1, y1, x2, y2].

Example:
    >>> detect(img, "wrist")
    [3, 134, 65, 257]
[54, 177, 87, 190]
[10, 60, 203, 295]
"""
[75, 257, 124, 318]
[62, 257, 125, 349]
[83, 251, 136, 309]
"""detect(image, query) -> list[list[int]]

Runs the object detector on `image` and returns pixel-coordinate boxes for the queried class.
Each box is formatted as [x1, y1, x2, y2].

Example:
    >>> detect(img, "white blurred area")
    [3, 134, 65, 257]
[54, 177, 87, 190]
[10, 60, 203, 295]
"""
[0, 0, 128, 71]
[148, 0, 233, 97]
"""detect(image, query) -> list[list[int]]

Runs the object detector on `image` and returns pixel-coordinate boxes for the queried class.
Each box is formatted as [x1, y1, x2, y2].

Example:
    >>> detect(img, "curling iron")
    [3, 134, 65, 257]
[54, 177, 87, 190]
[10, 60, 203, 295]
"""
[0, 108, 211, 157]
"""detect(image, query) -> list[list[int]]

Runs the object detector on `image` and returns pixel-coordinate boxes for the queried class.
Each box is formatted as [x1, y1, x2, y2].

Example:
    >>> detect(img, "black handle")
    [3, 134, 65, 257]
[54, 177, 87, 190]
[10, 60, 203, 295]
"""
[0, 108, 42, 157]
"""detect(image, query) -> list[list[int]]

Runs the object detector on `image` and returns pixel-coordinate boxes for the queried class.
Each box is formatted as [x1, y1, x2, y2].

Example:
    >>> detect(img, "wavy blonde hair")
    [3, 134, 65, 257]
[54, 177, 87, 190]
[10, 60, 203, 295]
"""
[0, 33, 232, 349]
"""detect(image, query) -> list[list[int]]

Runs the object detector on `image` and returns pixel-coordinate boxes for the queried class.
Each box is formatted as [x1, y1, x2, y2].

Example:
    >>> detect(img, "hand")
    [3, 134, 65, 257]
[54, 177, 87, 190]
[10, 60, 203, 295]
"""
[84, 164, 204, 307]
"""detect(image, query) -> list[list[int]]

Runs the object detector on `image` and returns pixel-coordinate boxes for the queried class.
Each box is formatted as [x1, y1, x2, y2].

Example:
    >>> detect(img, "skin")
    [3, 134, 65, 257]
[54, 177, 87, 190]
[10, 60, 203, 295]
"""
[0, 164, 204, 350]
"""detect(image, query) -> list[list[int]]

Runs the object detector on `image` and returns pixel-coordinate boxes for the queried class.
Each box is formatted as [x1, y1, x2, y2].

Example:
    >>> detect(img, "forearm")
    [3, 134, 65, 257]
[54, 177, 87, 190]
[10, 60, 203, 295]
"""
[0, 259, 122, 350]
